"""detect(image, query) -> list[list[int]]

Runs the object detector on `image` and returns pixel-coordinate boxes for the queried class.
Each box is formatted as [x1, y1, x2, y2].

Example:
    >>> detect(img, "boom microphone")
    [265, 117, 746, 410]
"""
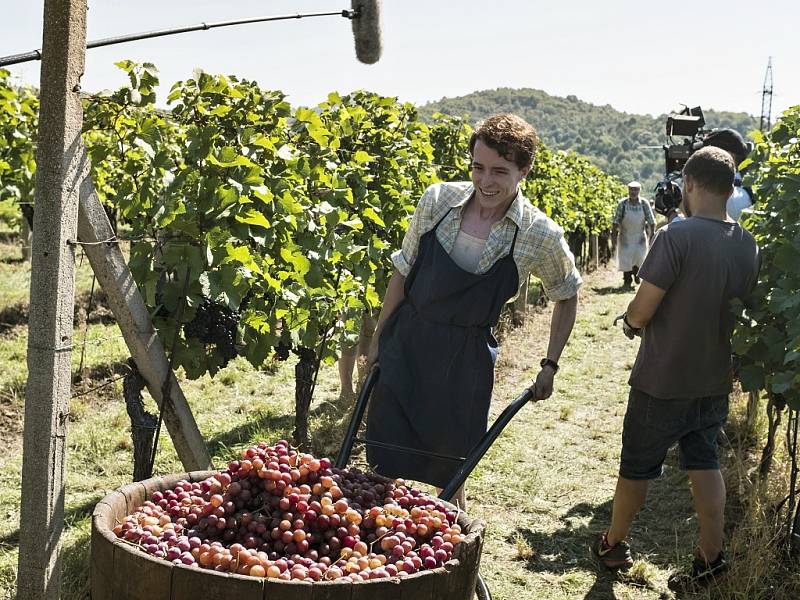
[351, 0, 382, 64]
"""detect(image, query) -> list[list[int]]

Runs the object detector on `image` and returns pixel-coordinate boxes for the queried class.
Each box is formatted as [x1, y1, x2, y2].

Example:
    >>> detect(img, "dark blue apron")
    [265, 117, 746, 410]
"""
[366, 208, 520, 488]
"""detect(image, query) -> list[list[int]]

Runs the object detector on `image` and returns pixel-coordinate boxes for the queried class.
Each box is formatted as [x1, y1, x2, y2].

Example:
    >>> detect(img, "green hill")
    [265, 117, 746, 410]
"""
[418, 88, 758, 192]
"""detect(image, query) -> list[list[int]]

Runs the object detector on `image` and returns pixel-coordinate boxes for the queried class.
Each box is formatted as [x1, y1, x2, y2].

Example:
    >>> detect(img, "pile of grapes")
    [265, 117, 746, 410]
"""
[114, 441, 465, 582]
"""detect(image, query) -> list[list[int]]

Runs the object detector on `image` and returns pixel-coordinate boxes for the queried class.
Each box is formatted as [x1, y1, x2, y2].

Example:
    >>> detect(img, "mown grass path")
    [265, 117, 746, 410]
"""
[472, 265, 730, 600]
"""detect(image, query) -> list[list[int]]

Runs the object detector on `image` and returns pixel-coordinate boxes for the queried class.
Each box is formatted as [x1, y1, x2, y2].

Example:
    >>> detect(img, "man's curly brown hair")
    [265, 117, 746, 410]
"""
[468, 113, 538, 171]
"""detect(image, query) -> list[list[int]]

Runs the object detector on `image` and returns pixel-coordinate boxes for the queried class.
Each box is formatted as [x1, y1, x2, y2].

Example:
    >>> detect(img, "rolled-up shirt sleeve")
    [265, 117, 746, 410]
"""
[391, 185, 436, 276]
[524, 220, 582, 301]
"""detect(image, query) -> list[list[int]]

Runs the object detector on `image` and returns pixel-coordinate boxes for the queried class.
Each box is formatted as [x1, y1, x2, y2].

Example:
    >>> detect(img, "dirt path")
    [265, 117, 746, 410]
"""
[470, 265, 706, 599]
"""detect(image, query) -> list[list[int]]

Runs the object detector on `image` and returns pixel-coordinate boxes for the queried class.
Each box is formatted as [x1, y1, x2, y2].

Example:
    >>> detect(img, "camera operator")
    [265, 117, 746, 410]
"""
[594, 147, 760, 591]
[660, 128, 753, 226]
[612, 181, 655, 287]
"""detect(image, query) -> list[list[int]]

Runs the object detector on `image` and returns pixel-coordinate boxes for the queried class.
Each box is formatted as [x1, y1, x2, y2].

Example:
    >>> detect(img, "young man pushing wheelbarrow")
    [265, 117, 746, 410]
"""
[364, 113, 581, 509]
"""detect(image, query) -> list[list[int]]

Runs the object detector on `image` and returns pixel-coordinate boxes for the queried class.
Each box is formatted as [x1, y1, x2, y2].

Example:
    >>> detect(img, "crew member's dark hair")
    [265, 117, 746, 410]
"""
[702, 128, 750, 166]
[682, 146, 735, 197]
[469, 113, 538, 170]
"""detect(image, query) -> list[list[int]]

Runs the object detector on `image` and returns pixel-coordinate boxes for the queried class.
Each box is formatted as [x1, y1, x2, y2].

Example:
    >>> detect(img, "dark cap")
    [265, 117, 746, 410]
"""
[702, 128, 750, 164]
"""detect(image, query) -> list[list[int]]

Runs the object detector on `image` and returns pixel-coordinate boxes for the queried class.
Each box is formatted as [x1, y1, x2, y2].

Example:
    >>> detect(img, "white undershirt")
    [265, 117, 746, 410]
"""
[450, 229, 487, 274]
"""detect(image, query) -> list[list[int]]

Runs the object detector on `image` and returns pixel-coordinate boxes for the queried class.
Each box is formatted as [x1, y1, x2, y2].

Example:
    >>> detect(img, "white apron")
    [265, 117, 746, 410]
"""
[617, 201, 648, 272]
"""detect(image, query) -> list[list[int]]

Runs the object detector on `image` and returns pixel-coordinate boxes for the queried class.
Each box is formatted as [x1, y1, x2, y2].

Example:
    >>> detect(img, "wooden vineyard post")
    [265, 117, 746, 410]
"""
[591, 233, 599, 270]
[76, 153, 212, 472]
[19, 4, 211, 594]
[17, 1, 86, 597]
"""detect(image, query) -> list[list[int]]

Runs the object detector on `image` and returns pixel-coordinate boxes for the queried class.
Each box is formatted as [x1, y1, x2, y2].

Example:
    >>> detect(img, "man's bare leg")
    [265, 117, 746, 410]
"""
[688, 469, 725, 563]
[338, 344, 357, 399]
[606, 477, 649, 546]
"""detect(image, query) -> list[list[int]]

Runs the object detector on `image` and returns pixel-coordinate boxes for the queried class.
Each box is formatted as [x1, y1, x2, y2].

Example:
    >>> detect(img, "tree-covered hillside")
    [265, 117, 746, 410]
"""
[418, 88, 758, 192]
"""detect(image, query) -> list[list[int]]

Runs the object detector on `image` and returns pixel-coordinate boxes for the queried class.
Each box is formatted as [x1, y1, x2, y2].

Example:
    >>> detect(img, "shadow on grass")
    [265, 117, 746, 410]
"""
[0, 493, 101, 549]
[0, 302, 27, 334]
[0, 378, 25, 453]
[507, 413, 768, 600]
[0, 255, 25, 265]
[511, 500, 621, 600]
[0, 289, 115, 335]
[3, 497, 97, 600]
[71, 360, 130, 386]
[591, 285, 634, 296]
[61, 529, 92, 600]
[0, 232, 19, 244]
[205, 410, 297, 459]
[510, 497, 686, 599]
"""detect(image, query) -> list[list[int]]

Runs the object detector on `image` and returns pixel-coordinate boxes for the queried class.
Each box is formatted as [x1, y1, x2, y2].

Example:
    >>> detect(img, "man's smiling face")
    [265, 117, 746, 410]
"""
[470, 140, 528, 210]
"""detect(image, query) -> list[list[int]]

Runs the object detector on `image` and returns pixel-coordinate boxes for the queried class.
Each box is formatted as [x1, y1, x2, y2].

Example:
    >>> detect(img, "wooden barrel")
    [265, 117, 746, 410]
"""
[91, 471, 486, 600]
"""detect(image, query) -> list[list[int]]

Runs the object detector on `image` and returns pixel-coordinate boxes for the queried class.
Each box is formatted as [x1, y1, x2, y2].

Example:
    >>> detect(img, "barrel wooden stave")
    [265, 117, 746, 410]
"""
[90, 500, 118, 600]
[172, 565, 264, 600]
[263, 577, 312, 599]
[112, 534, 173, 597]
[351, 576, 401, 600]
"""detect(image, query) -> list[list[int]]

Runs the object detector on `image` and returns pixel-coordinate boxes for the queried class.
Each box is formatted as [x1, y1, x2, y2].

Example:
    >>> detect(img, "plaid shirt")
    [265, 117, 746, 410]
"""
[613, 198, 656, 227]
[392, 182, 582, 301]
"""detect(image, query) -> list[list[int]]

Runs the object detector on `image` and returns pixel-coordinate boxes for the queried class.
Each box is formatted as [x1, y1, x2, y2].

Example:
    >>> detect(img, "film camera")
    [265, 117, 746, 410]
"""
[652, 106, 753, 216]
[652, 106, 707, 216]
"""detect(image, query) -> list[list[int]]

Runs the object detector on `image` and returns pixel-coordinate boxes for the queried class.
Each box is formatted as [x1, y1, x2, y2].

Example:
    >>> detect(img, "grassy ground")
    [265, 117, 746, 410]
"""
[0, 233, 798, 599]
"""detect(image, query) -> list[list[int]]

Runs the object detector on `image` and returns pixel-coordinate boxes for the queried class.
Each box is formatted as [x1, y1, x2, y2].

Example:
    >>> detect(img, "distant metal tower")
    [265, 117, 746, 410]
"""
[760, 57, 774, 132]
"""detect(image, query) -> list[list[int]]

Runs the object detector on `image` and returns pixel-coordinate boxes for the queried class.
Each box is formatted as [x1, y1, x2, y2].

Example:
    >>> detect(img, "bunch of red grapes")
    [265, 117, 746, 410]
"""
[114, 440, 464, 581]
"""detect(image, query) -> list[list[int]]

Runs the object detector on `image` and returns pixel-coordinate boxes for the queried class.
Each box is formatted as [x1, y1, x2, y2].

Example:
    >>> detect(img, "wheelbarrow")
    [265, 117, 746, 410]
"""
[335, 365, 539, 600]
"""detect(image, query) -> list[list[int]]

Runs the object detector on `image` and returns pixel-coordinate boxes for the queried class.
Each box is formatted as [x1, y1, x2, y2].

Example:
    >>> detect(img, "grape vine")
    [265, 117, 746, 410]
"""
[0, 61, 626, 446]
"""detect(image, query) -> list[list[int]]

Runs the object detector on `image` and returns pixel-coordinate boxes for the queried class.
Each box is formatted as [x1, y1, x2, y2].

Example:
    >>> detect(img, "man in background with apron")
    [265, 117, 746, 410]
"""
[612, 182, 655, 287]
[364, 114, 581, 509]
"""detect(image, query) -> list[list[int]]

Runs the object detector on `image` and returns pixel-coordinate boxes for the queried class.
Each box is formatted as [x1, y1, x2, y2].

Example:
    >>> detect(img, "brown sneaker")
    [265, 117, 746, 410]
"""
[592, 532, 634, 570]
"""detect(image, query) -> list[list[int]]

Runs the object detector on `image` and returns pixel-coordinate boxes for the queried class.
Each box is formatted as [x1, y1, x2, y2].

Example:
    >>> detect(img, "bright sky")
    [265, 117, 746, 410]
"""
[2, 0, 798, 119]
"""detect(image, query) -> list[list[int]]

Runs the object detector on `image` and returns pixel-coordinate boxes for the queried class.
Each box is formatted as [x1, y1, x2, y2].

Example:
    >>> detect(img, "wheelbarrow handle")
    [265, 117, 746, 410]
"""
[439, 387, 536, 503]
[334, 364, 507, 600]
[334, 365, 538, 503]
[334, 365, 381, 469]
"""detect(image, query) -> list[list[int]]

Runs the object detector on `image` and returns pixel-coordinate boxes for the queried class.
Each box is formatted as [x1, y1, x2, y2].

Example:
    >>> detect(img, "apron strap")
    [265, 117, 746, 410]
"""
[405, 207, 453, 293]
[506, 222, 520, 263]
[510, 224, 520, 253]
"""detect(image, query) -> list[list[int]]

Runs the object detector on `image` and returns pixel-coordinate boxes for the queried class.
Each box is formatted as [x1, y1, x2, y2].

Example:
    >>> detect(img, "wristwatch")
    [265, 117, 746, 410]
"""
[540, 358, 559, 374]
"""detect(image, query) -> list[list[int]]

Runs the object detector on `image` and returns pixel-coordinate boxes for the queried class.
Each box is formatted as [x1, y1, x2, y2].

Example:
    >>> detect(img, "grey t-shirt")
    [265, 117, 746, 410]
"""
[629, 216, 759, 399]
